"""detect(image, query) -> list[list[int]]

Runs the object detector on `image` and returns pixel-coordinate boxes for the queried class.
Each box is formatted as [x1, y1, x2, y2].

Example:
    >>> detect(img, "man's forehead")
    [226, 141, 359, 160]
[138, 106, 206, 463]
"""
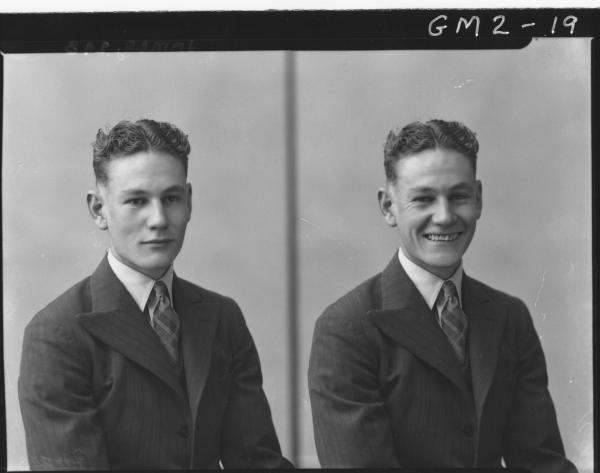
[402, 182, 477, 193]
[117, 184, 188, 194]
[105, 150, 185, 170]
[98, 179, 187, 193]
[101, 151, 186, 177]
[394, 150, 475, 177]
[391, 164, 478, 194]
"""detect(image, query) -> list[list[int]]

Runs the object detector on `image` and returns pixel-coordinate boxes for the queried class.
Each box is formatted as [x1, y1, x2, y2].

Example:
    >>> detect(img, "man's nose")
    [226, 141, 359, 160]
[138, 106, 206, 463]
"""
[431, 198, 455, 225]
[147, 201, 168, 228]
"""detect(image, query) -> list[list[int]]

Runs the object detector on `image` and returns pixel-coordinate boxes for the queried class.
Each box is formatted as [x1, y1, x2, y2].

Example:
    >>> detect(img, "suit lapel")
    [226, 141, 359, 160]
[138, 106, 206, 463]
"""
[368, 255, 470, 397]
[462, 275, 508, 423]
[77, 256, 185, 397]
[173, 277, 220, 422]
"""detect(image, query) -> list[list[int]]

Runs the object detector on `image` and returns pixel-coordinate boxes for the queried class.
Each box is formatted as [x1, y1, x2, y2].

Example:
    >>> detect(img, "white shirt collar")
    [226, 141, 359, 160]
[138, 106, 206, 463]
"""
[397, 247, 463, 313]
[107, 249, 174, 312]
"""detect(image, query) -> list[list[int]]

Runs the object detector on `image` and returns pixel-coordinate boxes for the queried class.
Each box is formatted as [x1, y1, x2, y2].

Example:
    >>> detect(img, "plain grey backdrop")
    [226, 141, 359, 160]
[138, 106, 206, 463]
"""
[3, 38, 592, 470]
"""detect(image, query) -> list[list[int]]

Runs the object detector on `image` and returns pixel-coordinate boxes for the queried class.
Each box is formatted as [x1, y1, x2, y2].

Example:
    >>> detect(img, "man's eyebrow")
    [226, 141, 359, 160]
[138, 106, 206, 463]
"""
[162, 185, 187, 193]
[407, 186, 436, 194]
[120, 189, 148, 196]
[449, 182, 476, 191]
[119, 185, 186, 196]
[407, 182, 475, 194]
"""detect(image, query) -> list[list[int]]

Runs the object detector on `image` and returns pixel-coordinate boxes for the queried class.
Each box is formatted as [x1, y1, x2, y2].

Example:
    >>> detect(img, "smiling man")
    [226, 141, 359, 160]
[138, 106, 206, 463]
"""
[18, 119, 292, 470]
[308, 119, 577, 472]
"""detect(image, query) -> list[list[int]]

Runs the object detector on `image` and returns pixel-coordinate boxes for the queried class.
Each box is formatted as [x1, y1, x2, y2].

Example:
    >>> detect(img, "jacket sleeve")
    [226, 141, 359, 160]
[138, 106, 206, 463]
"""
[308, 306, 400, 467]
[502, 298, 578, 473]
[18, 312, 109, 470]
[218, 298, 293, 469]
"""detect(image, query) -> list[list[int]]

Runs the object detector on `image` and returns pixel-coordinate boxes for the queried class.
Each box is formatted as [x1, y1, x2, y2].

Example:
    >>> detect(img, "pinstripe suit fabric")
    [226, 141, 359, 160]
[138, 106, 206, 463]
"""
[18, 256, 291, 470]
[308, 254, 577, 472]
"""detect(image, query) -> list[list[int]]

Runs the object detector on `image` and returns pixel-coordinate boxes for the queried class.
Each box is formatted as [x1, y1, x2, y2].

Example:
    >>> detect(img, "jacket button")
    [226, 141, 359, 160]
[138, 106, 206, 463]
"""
[463, 424, 474, 437]
[179, 426, 190, 438]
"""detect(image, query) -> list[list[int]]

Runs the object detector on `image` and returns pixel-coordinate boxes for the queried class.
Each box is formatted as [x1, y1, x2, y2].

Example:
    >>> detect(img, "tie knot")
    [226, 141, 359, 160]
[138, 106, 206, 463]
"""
[442, 280, 458, 298]
[439, 280, 459, 303]
[153, 280, 167, 294]
[152, 281, 170, 304]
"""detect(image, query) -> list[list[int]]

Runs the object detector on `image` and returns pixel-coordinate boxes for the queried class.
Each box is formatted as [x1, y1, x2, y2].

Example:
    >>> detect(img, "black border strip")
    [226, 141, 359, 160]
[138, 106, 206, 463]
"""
[2, 9, 598, 53]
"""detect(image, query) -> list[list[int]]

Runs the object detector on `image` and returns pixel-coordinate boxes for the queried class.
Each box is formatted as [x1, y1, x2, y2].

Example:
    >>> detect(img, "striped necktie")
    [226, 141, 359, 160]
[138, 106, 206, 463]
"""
[436, 280, 468, 366]
[148, 281, 180, 364]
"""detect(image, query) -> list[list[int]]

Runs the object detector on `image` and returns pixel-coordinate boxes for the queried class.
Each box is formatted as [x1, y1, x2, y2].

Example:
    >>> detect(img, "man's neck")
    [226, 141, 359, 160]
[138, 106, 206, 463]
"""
[107, 249, 174, 312]
[397, 248, 463, 310]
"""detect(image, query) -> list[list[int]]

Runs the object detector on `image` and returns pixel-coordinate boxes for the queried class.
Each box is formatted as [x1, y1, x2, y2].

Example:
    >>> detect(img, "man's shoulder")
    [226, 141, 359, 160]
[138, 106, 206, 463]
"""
[318, 272, 383, 324]
[27, 275, 93, 330]
[464, 273, 534, 334]
[174, 276, 246, 327]
[175, 276, 238, 306]
[464, 274, 526, 307]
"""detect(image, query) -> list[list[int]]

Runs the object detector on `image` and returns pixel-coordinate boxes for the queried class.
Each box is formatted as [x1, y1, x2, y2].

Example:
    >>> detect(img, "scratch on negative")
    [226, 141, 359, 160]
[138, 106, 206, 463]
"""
[300, 217, 321, 229]
[533, 270, 547, 308]
[454, 78, 473, 89]
[577, 410, 593, 432]
[14, 161, 24, 177]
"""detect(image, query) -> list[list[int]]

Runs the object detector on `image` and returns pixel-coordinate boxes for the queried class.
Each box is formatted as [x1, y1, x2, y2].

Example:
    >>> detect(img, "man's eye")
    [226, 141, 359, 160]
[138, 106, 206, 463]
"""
[451, 193, 471, 201]
[164, 195, 182, 203]
[413, 196, 433, 203]
[126, 198, 145, 206]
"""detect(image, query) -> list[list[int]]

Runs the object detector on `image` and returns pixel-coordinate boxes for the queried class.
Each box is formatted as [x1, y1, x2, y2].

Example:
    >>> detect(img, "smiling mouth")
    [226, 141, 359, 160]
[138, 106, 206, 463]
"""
[424, 233, 461, 242]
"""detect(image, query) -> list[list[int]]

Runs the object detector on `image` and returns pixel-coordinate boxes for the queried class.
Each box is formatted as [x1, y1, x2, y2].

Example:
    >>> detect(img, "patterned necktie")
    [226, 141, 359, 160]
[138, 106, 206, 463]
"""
[148, 281, 180, 364]
[436, 280, 468, 366]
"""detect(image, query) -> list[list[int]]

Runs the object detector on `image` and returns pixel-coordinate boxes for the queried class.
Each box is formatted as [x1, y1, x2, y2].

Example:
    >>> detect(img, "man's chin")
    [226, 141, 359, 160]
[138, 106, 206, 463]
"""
[421, 256, 463, 278]
[136, 256, 176, 277]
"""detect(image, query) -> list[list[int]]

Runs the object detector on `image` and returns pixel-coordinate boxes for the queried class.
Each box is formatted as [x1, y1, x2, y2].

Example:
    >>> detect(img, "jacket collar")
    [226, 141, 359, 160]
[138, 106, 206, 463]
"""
[172, 277, 220, 422]
[461, 274, 508, 423]
[78, 256, 220, 419]
[370, 254, 507, 416]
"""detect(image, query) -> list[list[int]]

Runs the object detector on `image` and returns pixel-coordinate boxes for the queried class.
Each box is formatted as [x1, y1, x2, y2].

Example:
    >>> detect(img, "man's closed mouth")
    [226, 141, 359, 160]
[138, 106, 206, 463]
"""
[142, 239, 174, 245]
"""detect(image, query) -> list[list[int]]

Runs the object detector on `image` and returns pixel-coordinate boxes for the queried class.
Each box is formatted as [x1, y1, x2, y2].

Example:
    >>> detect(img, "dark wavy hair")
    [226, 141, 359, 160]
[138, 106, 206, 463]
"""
[92, 119, 190, 184]
[383, 119, 479, 182]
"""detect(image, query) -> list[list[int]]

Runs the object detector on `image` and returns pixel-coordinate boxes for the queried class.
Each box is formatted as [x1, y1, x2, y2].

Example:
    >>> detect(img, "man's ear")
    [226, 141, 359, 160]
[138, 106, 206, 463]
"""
[185, 183, 192, 222]
[378, 187, 397, 227]
[87, 190, 108, 230]
[475, 180, 483, 219]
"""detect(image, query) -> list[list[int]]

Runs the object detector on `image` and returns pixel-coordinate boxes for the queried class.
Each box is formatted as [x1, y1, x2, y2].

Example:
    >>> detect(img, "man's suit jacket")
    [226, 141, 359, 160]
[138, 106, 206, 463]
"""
[19, 256, 292, 470]
[308, 254, 577, 472]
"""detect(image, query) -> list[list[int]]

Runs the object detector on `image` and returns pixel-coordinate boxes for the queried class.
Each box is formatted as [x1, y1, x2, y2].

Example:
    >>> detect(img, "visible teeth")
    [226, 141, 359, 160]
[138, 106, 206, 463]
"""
[425, 233, 460, 241]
